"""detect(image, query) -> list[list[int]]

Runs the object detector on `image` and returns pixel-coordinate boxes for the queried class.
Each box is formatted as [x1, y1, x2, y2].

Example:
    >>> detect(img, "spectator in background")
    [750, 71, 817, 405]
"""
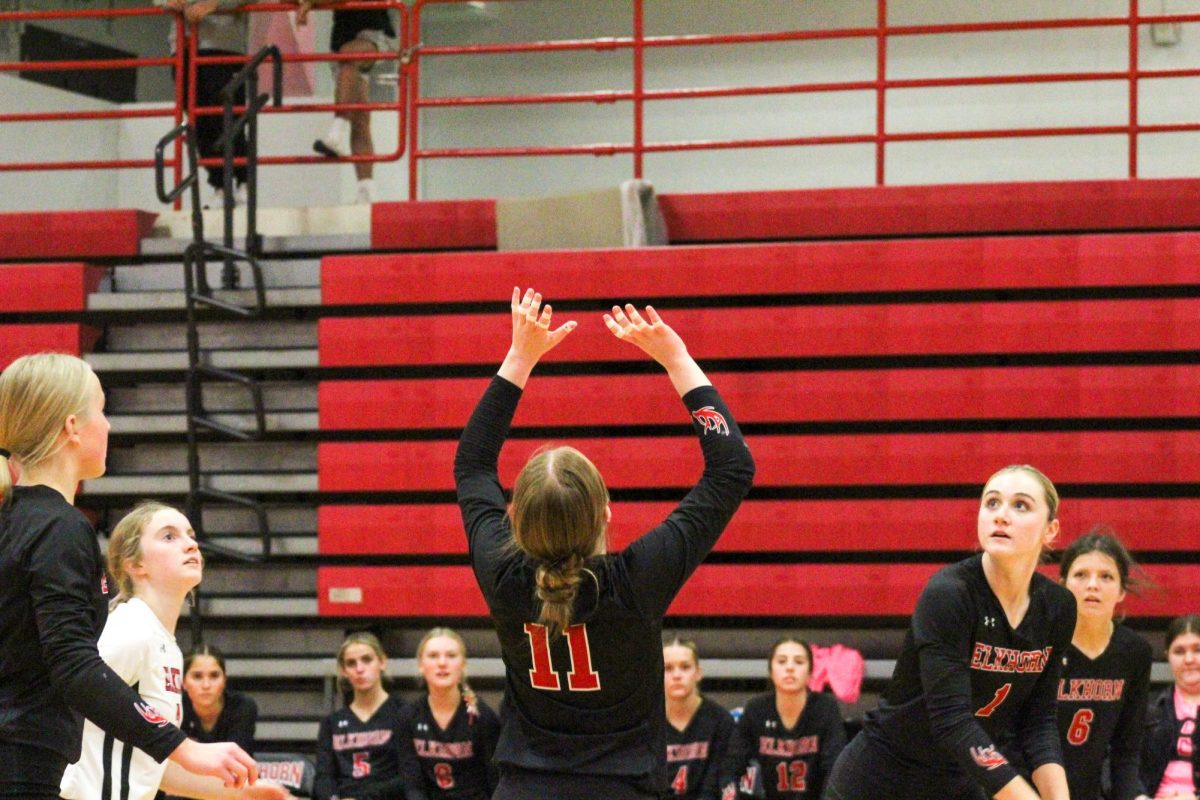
[161, 0, 251, 208]
[398, 627, 500, 799]
[662, 636, 733, 800]
[1141, 614, 1200, 799]
[182, 644, 259, 756]
[723, 637, 845, 800]
[296, 2, 397, 204]
[314, 632, 407, 800]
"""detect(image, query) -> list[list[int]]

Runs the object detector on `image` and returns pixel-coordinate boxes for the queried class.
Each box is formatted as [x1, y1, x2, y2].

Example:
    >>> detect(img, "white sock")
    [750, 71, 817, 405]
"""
[325, 117, 350, 148]
[355, 178, 376, 202]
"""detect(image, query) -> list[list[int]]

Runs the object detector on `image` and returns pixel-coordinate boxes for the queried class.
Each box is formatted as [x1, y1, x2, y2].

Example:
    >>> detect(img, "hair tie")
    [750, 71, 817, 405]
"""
[0, 448, 10, 460]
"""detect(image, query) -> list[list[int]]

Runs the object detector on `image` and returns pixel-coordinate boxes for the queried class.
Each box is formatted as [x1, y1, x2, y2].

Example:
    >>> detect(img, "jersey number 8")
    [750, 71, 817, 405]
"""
[524, 623, 601, 691]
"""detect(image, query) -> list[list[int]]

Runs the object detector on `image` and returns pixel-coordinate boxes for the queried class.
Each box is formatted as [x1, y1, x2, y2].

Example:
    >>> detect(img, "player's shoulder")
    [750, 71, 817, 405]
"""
[919, 556, 979, 605]
[807, 689, 840, 713]
[1030, 570, 1075, 608]
[100, 598, 157, 643]
[741, 692, 774, 719]
[1111, 624, 1154, 664]
[699, 695, 730, 720]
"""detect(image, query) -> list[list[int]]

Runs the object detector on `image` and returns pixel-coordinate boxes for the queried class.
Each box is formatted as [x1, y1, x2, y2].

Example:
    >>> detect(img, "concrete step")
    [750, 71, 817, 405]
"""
[108, 411, 318, 436]
[105, 320, 316, 352]
[90, 288, 321, 312]
[185, 596, 319, 617]
[198, 563, 316, 595]
[205, 534, 318, 557]
[108, 382, 316, 414]
[107, 441, 314, 473]
[87, 349, 319, 374]
[148, 205, 370, 244]
[112, 259, 321, 292]
[82, 472, 317, 496]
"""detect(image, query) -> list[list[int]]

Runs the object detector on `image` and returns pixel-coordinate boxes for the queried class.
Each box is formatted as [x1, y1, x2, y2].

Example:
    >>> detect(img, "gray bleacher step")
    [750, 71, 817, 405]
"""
[201, 563, 315, 594]
[82, 472, 317, 495]
[87, 349, 319, 372]
[140, 234, 370, 259]
[107, 441, 313, 472]
[113, 259, 321, 292]
[108, 382, 316, 413]
[89, 288, 322, 312]
[255, 720, 320, 742]
[206, 534, 318, 557]
[185, 596, 319, 616]
[108, 411, 318, 435]
[106, 320, 316, 351]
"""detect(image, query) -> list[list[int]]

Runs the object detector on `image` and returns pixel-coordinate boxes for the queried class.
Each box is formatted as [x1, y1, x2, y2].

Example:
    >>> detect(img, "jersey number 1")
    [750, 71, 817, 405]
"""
[524, 622, 601, 691]
[975, 683, 1012, 718]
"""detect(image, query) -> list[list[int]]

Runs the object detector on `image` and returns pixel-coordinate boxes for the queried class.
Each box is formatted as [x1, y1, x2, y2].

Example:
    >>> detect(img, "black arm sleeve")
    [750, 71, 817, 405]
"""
[912, 575, 1022, 795]
[698, 705, 735, 800]
[28, 515, 186, 762]
[619, 385, 755, 618]
[479, 704, 502, 795]
[313, 715, 338, 800]
[454, 375, 522, 605]
[1109, 639, 1153, 800]
[1015, 599, 1073, 774]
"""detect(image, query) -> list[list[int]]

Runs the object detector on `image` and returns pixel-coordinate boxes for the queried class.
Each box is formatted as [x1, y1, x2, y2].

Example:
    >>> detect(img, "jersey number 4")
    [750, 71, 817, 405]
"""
[524, 622, 601, 691]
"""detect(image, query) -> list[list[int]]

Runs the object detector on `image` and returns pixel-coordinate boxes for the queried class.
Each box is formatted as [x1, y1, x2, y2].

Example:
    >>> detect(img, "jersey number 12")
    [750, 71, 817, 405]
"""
[524, 622, 601, 691]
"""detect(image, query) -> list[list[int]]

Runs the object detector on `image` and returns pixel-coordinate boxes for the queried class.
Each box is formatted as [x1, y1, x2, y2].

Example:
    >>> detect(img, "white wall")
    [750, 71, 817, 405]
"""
[5, 0, 1200, 210]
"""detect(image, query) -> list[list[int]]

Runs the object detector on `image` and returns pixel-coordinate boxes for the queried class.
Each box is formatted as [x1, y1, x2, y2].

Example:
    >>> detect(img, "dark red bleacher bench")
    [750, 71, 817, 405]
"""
[0, 324, 99, 371]
[317, 562, 1200, 618]
[0, 263, 106, 313]
[318, 497, 1200, 556]
[318, 430, 1200, 493]
[318, 299, 1200, 367]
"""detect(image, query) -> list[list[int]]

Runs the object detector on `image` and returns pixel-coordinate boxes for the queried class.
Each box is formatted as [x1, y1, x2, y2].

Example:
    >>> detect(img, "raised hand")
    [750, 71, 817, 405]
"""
[604, 303, 708, 397]
[497, 287, 577, 388]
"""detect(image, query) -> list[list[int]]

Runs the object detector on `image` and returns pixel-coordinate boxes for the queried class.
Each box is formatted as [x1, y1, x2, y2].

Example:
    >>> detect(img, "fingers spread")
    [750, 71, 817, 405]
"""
[538, 303, 553, 328]
[644, 304, 662, 326]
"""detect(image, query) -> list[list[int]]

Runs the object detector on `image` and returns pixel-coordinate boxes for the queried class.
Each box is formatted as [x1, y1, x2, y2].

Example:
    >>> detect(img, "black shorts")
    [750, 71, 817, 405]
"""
[822, 732, 987, 800]
[331, 9, 396, 52]
[494, 766, 659, 800]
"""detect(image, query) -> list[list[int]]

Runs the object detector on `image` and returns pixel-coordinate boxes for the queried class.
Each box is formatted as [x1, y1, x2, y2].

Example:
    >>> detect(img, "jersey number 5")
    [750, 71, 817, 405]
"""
[524, 622, 601, 691]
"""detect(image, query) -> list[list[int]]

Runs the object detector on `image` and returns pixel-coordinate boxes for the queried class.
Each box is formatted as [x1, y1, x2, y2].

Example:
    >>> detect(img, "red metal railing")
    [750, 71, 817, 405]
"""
[4, 1, 1200, 200]
[0, 1, 407, 193]
[406, 0, 1200, 198]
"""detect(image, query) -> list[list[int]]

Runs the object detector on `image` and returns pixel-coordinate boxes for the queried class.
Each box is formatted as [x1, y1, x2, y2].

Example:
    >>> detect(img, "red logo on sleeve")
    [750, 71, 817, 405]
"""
[134, 700, 170, 727]
[100, 576, 109, 595]
[691, 406, 729, 436]
[969, 745, 1008, 770]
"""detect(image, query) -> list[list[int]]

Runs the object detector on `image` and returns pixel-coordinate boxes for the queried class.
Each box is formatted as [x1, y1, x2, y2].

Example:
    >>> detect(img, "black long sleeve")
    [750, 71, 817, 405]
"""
[0, 486, 186, 765]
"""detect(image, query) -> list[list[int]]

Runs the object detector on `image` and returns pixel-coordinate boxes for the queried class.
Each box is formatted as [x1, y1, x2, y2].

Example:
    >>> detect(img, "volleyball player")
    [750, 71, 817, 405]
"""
[59, 502, 288, 800]
[397, 627, 500, 799]
[823, 465, 1076, 800]
[1054, 528, 1152, 800]
[0, 353, 256, 797]
[454, 288, 755, 799]
[723, 638, 845, 800]
[663, 636, 734, 799]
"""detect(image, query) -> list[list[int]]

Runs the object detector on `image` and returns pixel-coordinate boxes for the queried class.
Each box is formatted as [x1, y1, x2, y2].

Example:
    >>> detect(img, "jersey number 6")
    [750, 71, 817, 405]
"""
[524, 622, 601, 691]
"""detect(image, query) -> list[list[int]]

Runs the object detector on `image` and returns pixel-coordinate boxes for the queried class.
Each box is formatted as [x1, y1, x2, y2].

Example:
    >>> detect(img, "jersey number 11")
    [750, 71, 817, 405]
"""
[524, 622, 602, 691]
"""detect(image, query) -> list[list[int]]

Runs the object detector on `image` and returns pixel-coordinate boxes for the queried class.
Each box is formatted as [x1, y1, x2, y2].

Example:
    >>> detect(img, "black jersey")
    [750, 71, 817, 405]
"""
[181, 688, 258, 753]
[454, 377, 754, 792]
[665, 697, 735, 800]
[0, 486, 186, 768]
[1056, 625, 1152, 800]
[314, 695, 407, 800]
[398, 694, 500, 800]
[723, 692, 846, 800]
[861, 554, 1076, 797]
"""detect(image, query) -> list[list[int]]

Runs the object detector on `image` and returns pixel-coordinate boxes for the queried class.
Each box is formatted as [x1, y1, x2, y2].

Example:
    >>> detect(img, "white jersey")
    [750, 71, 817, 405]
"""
[60, 597, 184, 800]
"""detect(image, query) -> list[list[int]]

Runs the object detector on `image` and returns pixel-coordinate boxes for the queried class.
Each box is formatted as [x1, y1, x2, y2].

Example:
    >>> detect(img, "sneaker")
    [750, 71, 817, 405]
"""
[235, 182, 248, 206]
[354, 179, 376, 205]
[202, 186, 223, 210]
[314, 118, 350, 158]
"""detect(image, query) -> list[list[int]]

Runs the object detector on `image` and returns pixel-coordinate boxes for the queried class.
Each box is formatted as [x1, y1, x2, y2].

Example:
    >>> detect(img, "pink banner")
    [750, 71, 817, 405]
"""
[251, 11, 316, 97]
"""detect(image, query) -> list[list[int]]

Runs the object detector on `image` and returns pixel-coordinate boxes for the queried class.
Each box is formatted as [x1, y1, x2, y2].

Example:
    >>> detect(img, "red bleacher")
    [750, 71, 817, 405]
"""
[319, 497, 1200, 556]
[0, 210, 153, 259]
[320, 181, 1200, 620]
[0, 263, 106, 313]
[318, 563, 1200, 619]
[369, 178, 1200, 249]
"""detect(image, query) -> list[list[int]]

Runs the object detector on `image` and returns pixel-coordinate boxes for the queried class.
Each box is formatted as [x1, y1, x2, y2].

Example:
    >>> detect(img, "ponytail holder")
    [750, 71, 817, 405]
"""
[0, 448, 10, 460]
